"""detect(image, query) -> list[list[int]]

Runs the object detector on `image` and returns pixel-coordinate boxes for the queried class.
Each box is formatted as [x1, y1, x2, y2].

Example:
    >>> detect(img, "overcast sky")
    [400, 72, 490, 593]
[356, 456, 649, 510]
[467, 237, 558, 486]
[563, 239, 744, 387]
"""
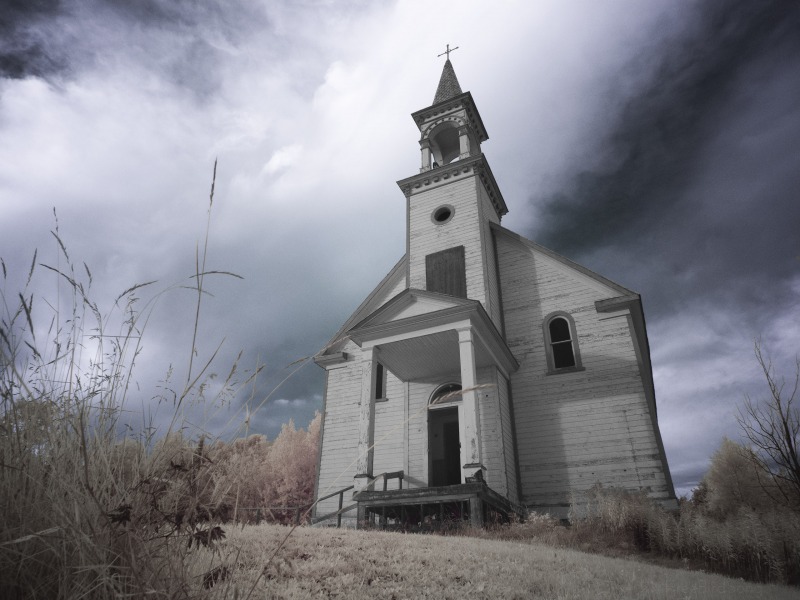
[1, 0, 798, 498]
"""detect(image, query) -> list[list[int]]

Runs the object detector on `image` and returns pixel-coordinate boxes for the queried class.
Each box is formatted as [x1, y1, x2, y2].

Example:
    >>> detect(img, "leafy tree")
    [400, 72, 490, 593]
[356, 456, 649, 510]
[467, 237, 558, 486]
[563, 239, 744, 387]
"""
[700, 438, 775, 518]
[200, 412, 322, 523]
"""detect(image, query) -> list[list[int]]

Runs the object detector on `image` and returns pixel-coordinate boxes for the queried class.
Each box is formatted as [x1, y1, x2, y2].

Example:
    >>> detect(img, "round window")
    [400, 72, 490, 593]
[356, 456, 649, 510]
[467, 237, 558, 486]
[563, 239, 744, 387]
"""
[431, 205, 454, 225]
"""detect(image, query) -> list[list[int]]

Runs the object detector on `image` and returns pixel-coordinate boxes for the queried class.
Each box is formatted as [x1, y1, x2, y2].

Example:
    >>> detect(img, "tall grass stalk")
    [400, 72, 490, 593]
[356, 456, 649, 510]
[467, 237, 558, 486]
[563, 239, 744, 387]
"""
[0, 168, 258, 598]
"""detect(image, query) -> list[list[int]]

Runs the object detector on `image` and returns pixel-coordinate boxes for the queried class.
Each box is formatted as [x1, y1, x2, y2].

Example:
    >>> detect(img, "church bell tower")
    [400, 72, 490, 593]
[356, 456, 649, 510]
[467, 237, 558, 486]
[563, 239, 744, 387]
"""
[397, 56, 508, 328]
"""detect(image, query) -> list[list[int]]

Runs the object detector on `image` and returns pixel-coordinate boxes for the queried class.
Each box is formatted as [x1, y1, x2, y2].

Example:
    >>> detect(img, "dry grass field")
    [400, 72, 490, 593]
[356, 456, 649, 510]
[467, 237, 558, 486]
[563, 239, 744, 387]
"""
[189, 523, 800, 599]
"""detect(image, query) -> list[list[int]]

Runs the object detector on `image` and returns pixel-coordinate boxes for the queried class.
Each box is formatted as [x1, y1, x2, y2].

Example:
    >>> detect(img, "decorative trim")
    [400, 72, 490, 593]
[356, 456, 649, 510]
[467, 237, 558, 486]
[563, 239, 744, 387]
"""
[411, 91, 488, 143]
[428, 382, 462, 408]
[347, 289, 519, 376]
[313, 352, 349, 367]
[595, 295, 640, 313]
[421, 116, 467, 140]
[396, 154, 508, 218]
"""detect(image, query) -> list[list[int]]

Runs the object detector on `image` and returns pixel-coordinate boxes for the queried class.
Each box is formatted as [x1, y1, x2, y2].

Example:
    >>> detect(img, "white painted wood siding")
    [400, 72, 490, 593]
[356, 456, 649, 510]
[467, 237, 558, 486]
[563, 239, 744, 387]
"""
[315, 341, 362, 520]
[404, 381, 435, 487]
[497, 372, 519, 502]
[372, 371, 406, 486]
[478, 181, 503, 329]
[474, 367, 504, 495]
[495, 232, 672, 510]
[408, 176, 489, 309]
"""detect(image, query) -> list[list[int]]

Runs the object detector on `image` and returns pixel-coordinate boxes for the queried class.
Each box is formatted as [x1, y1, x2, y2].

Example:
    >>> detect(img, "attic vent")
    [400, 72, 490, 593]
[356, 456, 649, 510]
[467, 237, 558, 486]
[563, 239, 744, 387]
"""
[426, 246, 467, 298]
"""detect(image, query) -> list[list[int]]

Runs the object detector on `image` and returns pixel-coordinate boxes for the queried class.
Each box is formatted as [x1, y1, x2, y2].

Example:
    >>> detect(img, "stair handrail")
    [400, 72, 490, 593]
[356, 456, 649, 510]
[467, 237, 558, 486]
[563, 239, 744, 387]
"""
[314, 484, 355, 527]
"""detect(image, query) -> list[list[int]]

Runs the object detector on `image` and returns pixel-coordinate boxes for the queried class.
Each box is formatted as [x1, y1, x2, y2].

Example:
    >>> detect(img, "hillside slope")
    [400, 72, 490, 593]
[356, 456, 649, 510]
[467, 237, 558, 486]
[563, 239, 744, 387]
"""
[193, 524, 800, 599]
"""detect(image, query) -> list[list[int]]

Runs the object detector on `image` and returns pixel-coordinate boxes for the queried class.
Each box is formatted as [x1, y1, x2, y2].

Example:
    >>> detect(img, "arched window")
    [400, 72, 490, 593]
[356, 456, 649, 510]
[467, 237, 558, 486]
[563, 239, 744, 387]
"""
[543, 312, 583, 373]
[429, 383, 462, 407]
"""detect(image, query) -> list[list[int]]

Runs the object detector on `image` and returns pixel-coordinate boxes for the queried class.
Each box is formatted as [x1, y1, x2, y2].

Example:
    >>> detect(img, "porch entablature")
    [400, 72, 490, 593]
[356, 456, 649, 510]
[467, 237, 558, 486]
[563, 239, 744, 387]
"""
[347, 289, 518, 381]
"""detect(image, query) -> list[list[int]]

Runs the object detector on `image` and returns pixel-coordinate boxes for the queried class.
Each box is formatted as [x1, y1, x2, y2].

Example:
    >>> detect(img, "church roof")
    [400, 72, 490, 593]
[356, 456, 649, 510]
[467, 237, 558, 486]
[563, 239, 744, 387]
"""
[433, 59, 463, 104]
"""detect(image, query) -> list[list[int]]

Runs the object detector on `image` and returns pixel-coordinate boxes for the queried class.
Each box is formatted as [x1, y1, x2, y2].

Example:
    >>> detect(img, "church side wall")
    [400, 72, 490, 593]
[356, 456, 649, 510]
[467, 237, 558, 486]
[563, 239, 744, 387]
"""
[372, 372, 406, 485]
[314, 345, 362, 523]
[497, 371, 520, 502]
[383, 273, 409, 305]
[477, 182, 503, 330]
[495, 234, 673, 513]
[476, 367, 506, 497]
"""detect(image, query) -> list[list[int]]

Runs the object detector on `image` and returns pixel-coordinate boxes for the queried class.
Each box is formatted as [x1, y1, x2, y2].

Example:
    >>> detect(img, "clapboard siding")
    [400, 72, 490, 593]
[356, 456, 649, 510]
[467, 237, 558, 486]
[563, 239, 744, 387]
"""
[476, 367, 504, 495]
[407, 382, 437, 487]
[315, 341, 362, 519]
[495, 230, 673, 508]
[408, 176, 489, 310]
[497, 373, 519, 501]
[478, 181, 503, 329]
[372, 371, 406, 485]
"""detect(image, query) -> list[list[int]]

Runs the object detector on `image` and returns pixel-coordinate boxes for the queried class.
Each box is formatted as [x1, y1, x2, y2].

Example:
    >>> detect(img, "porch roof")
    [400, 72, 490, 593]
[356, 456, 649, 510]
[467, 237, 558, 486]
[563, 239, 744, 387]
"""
[347, 289, 518, 381]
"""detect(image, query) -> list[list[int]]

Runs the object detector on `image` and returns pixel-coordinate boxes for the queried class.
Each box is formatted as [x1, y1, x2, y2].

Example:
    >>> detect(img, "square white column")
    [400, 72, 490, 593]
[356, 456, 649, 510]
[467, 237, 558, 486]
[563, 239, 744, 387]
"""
[354, 346, 377, 492]
[458, 327, 484, 483]
[419, 139, 432, 172]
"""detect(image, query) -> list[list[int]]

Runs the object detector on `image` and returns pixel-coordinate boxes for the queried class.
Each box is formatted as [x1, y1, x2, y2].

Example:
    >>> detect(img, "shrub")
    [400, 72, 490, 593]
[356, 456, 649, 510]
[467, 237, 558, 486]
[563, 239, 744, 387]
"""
[701, 438, 778, 518]
[561, 479, 800, 584]
[474, 476, 798, 586]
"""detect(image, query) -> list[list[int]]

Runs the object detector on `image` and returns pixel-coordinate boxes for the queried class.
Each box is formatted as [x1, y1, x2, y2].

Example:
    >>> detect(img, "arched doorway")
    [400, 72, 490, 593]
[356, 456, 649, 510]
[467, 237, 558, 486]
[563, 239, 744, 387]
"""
[428, 383, 462, 487]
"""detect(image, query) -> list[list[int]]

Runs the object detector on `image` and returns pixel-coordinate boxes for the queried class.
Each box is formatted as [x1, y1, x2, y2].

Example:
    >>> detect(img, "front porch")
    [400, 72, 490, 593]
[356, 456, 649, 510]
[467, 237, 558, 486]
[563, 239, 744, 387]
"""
[355, 481, 526, 530]
[346, 290, 520, 495]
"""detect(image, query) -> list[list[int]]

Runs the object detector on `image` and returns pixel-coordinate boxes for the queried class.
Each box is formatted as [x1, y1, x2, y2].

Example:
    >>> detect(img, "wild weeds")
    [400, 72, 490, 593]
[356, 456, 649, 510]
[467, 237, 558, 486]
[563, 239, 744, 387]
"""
[0, 169, 260, 597]
[477, 485, 800, 585]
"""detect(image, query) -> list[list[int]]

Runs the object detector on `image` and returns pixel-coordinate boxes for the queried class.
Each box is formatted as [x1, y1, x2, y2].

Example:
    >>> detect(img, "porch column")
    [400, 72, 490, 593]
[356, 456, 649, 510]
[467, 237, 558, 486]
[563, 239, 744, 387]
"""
[458, 125, 471, 159]
[354, 346, 377, 492]
[419, 139, 432, 172]
[457, 327, 484, 482]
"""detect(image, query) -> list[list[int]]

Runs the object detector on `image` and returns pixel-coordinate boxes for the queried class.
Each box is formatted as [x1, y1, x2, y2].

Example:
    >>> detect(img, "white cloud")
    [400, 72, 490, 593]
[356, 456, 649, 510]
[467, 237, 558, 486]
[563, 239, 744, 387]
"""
[263, 144, 303, 175]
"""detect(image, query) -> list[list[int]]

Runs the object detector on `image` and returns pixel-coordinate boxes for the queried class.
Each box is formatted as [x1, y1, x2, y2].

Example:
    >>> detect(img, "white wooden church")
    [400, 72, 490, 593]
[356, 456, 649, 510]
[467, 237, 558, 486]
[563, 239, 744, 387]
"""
[313, 58, 677, 527]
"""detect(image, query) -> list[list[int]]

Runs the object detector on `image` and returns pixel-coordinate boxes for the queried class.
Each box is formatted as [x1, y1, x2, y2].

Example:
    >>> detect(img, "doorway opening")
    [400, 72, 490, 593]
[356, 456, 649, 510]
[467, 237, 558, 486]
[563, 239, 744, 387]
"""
[428, 405, 461, 487]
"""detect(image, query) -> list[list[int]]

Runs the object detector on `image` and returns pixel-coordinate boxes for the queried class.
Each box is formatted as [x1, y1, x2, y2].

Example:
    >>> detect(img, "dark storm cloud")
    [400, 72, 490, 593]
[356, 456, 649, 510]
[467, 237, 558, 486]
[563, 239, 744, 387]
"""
[531, 0, 800, 319]
[1, 0, 267, 95]
[0, 0, 69, 79]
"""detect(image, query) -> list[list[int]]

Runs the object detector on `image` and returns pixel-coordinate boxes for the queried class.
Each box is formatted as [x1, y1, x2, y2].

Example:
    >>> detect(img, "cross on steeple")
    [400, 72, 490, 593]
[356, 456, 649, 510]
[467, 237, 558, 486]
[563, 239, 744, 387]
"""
[437, 44, 459, 61]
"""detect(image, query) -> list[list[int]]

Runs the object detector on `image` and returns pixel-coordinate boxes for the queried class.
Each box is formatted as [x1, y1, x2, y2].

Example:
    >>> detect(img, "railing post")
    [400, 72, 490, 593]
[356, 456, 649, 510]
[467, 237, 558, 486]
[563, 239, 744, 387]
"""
[337, 490, 344, 528]
[295, 507, 301, 525]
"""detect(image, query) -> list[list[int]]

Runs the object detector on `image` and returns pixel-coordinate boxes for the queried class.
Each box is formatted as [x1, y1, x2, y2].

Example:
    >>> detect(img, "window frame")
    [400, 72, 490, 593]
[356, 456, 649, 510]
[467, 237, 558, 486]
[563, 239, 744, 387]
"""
[429, 382, 462, 409]
[374, 362, 389, 402]
[542, 311, 584, 374]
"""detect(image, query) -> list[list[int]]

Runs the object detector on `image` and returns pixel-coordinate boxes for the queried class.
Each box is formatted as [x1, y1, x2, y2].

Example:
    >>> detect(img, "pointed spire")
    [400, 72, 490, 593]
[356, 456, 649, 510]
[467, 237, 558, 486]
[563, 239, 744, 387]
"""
[433, 59, 463, 104]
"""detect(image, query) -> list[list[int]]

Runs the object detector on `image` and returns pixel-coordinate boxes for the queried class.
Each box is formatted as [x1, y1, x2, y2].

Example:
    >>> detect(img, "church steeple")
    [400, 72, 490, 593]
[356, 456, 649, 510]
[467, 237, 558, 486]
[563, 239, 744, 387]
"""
[410, 58, 489, 174]
[397, 58, 508, 327]
[433, 59, 462, 104]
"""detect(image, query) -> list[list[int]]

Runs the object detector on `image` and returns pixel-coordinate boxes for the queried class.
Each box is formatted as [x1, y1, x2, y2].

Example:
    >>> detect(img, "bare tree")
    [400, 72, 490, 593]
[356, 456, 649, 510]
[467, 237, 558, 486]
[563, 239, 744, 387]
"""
[737, 341, 800, 510]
